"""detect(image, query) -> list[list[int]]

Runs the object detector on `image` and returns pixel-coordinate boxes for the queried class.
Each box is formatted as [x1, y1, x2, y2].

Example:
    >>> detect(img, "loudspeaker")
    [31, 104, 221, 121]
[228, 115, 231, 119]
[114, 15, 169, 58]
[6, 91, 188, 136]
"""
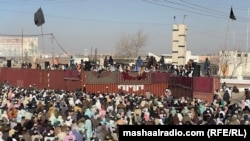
[192, 64, 200, 77]
[45, 61, 50, 69]
[7, 60, 11, 68]
[85, 61, 91, 71]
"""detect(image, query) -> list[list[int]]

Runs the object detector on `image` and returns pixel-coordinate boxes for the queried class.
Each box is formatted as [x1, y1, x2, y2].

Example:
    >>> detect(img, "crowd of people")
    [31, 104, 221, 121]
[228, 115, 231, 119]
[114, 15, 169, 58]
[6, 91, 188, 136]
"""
[0, 79, 249, 141]
[26, 55, 213, 81]
[58, 55, 211, 79]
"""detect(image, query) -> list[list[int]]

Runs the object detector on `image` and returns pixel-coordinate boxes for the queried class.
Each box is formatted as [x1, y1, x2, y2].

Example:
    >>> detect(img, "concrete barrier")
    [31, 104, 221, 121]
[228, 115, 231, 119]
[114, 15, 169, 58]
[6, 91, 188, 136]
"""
[220, 78, 250, 92]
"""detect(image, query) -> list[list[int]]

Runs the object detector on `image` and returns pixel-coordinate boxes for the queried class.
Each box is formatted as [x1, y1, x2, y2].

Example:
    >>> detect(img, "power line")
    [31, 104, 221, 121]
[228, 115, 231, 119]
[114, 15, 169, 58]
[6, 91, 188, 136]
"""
[0, 8, 171, 26]
[140, 0, 250, 55]
[0, 0, 246, 26]
[51, 34, 70, 56]
[0, 33, 52, 37]
[0, 0, 87, 6]
[179, 0, 229, 16]
[143, 0, 249, 22]
[143, 0, 228, 20]
[179, 0, 249, 21]
[0, 0, 247, 55]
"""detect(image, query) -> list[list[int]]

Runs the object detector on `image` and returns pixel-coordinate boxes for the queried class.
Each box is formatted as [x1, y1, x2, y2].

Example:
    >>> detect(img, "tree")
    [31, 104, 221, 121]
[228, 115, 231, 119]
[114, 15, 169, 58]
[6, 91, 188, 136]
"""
[229, 52, 245, 79]
[115, 28, 148, 59]
[219, 50, 230, 78]
[219, 50, 245, 79]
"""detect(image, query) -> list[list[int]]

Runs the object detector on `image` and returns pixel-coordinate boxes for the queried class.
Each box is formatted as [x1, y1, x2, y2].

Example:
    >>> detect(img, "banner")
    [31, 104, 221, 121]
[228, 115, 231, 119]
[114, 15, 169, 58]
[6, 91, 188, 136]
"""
[85, 71, 117, 84]
[117, 72, 151, 85]
[64, 70, 80, 80]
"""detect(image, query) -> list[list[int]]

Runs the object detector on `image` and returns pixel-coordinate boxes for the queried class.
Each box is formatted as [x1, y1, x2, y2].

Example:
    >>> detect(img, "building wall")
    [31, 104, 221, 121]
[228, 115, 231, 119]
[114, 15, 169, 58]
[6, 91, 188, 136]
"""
[172, 24, 187, 66]
[186, 51, 199, 63]
[0, 36, 38, 57]
[219, 51, 250, 77]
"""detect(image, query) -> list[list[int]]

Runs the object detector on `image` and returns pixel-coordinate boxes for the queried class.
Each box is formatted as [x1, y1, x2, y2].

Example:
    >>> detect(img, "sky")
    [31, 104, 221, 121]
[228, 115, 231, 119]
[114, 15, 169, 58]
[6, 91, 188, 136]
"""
[0, 0, 250, 56]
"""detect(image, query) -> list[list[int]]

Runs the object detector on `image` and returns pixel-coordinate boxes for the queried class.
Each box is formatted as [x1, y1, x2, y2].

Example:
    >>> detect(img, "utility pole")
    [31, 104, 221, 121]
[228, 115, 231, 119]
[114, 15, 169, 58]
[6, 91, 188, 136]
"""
[95, 48, 97, 62]
[50, 35, 54, 67]
[22, 28, 24, 65]
[245, 8, 250, 73]
[90, 46, 93, 61]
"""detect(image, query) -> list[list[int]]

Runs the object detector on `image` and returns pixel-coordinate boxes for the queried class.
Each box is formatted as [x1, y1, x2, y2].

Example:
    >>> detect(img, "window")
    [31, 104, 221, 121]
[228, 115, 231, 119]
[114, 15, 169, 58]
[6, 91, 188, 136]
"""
[178, 45, 185, 47]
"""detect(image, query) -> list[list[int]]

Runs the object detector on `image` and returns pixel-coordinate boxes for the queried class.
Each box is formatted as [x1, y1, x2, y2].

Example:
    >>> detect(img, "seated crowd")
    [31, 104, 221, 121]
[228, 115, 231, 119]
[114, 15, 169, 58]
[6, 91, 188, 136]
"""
[0, 81, 249, 141]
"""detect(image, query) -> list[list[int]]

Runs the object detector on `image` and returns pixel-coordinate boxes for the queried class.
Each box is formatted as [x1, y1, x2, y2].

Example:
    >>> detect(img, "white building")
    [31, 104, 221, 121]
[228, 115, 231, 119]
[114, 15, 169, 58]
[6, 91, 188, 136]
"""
[172, 24, 187, 66]
[161, 53, 172, 64]
[147, 52, 172, 64]
[0, 36, 38, 57]
[219, 50, 250, 78]
[186, 51, 199, 63]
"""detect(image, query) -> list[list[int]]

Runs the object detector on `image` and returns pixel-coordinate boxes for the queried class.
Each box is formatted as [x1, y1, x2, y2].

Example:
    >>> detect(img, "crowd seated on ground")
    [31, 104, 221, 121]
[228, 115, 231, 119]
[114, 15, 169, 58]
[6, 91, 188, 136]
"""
[0, 81, 249, 141]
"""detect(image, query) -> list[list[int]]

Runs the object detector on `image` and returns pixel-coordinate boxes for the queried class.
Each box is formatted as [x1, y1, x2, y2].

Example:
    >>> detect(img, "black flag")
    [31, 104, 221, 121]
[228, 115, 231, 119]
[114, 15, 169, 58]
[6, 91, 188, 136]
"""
[229, 7, 236, 20]
[34, 7, 45, 26]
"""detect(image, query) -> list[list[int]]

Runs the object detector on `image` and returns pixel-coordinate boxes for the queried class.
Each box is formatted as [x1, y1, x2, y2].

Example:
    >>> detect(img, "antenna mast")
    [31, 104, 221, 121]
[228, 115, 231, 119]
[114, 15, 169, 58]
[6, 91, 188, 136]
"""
[183, 15, 187, 24]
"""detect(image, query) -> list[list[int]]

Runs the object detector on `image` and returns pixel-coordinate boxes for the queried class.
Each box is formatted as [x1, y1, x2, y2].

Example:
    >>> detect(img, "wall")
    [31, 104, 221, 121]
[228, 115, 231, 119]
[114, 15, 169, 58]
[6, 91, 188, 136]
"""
[0, 68, 218, 101]
[0, 68, 168, 95]
[168, 76, 219, 103]
[220, 78, 250, 92]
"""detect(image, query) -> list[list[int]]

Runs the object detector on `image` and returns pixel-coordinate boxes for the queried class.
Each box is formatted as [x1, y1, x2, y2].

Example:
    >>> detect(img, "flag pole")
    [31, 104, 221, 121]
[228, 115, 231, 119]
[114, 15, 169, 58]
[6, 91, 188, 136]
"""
[220, 7, 236, 77]
[220, 18, 230, 77]
[22, 28, 24, 65]
[51, 35, 54, 68]
[41, 25, 45, 56]
[223, 18, 231, 51]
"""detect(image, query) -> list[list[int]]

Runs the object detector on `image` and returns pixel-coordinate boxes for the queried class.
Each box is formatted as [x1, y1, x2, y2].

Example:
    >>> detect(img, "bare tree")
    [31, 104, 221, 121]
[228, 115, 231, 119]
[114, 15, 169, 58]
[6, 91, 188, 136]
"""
[115, 28, 148, 59]
[219, 50, 230, 78]
[229, 52, 245, 79]
[219, 50, 245, 78]
[115, 34, 132, 58]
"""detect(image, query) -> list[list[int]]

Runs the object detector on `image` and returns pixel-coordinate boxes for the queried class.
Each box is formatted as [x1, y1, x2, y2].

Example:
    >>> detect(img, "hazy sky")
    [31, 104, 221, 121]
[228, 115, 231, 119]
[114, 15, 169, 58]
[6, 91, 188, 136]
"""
[0, 0, 249, 56]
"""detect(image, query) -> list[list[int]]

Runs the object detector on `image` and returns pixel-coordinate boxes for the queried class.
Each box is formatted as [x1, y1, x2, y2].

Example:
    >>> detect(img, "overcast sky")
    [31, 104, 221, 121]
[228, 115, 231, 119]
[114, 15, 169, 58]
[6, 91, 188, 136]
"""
[0, 0, 249, 56]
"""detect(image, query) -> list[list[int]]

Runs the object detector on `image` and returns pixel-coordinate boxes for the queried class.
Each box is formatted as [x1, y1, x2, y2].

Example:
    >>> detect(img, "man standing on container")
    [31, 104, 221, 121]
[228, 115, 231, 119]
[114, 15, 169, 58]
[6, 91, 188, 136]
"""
[204, 57, 211, 77]
[135, 56, 143, 72]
